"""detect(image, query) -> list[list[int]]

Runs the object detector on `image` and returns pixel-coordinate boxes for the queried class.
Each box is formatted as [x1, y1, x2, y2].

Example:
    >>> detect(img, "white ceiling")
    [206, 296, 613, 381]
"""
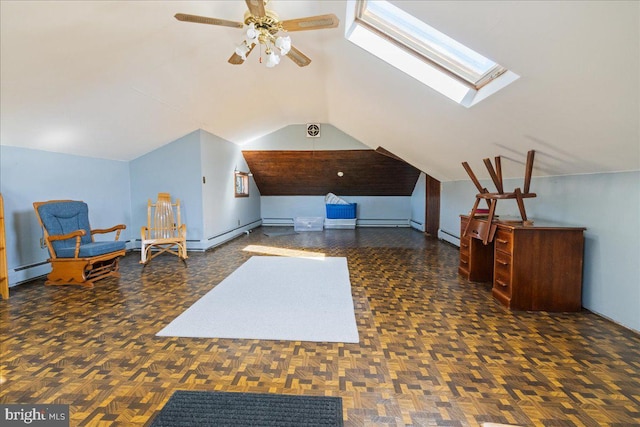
[1, 1, 638, 181]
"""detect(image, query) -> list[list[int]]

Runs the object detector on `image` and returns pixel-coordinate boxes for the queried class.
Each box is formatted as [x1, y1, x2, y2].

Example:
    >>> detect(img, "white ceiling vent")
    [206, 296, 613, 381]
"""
[306, 123, 320, 138]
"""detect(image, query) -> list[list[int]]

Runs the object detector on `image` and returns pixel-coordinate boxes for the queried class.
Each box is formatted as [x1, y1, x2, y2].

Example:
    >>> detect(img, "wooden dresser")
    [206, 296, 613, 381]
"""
[459, 215, 585, 312]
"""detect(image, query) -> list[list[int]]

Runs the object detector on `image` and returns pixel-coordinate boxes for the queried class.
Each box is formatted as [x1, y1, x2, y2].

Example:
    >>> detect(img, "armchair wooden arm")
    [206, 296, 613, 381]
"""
[48, 230, 86, 241]
[47, 230, 86, 258]
[92, 224, 126, 241]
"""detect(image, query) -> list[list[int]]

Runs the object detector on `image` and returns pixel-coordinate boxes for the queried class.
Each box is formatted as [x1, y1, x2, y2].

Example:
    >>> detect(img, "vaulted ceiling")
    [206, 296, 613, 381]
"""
[1, 1, 638, 182]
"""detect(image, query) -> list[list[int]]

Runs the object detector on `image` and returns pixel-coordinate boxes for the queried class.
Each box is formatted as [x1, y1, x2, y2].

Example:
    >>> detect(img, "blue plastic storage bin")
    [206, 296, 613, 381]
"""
[326, 203, 357, 219]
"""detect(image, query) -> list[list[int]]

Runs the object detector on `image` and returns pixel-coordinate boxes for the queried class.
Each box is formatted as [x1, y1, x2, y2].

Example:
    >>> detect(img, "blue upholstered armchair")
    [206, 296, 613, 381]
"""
[33, 200, 127, 288]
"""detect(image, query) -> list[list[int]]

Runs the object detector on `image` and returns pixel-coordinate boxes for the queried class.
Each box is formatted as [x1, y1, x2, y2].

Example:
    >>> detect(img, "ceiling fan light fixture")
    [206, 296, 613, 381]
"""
[245, 22, 259, 43]
[275, 36, 291, 55]
[235, 42, 250, 59]
[265, 51, 281, 68]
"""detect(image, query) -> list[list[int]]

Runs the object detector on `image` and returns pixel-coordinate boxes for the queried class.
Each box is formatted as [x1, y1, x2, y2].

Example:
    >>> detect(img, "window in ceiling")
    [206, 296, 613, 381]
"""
[345, 0, 519, 107]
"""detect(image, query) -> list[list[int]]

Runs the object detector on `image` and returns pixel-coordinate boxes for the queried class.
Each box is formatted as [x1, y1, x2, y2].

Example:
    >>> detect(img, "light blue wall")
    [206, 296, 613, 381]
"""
[440, 171, 640, 332]
[129, 130, 262, 250]
[129, 130, 204, 244]
[0, 145, 131, 284]
[200, 130, 261, 246]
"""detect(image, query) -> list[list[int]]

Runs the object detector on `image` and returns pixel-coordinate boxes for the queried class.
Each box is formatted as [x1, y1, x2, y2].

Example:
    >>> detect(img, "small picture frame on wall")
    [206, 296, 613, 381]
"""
[234, 171, 249, 198]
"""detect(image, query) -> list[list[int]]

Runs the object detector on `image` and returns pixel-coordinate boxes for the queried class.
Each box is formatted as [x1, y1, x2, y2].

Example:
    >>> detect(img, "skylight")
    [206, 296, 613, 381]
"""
[345, 0, 519, 107]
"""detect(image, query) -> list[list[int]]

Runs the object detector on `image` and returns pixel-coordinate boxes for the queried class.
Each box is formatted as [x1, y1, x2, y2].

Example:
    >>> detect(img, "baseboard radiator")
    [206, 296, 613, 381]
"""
[438, 229, 460, 247]
[262, 218, 411, 228]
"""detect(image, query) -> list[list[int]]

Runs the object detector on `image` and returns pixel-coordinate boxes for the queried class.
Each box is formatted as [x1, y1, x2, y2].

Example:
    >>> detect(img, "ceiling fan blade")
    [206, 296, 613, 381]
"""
[175, 13, 243, 28]
[286, 45, 311, 67]
[228, 53, 245, 65]
[245, 0, 266, 17]
[280, 14, 339, 31]
[228, 44, 256, 65]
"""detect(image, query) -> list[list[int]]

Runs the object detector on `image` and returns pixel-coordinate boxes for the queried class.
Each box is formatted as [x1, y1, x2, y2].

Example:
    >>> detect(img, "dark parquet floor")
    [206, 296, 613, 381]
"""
[1, 227, 639, 426]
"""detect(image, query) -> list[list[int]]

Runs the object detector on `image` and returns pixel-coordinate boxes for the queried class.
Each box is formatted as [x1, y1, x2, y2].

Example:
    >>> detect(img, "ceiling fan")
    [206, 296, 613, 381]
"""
[175, 0, 339, 67]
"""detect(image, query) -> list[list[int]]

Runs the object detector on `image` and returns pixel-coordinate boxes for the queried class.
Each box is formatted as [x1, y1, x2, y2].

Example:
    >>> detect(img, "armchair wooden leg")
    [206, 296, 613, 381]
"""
[46, 260, 94, 288]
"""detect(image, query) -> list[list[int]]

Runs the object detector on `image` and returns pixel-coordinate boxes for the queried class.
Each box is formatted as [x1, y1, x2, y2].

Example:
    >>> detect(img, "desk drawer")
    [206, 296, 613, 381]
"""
[494, 229, 514, 253]
[465, 218, 497, 242]
[460, 219, 469, 240]
[494, 250, 512, 296]
[494, 250, 512, 275]
[494, 269, 512, 296]
[459, 237, 470, 256]
[459, 252, 469, 268]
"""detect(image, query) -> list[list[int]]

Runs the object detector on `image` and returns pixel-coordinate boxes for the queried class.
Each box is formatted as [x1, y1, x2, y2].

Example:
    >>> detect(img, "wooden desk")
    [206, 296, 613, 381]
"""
[459, 215, 585, 312]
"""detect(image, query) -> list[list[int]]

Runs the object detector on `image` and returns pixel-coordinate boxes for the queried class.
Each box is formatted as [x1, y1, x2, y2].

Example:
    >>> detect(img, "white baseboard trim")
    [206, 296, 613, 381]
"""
[262, 218, 411, 228]
[262, 218, 294, 226]
[410, 219, 424, 232]
[127, 220, 263, 252]
[438, 228, 460, 247]
[356, 219, 410, 228]
[203, 219, 262, 251]
[8, 262, 50, 287]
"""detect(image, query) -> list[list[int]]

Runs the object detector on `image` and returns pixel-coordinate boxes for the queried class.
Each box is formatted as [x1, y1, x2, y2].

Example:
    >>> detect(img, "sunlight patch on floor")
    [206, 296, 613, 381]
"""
[242, 244, 326, 259]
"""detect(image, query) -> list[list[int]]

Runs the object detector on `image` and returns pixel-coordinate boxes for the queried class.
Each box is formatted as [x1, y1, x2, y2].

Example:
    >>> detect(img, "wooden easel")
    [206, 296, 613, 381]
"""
[462, 150, 536, 244]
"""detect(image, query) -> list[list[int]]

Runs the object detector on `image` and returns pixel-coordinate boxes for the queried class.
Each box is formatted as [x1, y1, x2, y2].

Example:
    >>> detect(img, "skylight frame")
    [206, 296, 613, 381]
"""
[354, 0, 507, 90]
[345, 0, 520, 108]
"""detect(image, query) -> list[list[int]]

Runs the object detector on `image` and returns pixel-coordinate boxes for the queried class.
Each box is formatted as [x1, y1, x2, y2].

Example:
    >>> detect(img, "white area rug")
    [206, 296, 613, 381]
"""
[157, 256, 359, 343]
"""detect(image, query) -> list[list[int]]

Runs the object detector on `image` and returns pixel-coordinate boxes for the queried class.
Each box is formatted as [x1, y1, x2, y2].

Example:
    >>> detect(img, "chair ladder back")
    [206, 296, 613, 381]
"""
[151, 193, 178, 239]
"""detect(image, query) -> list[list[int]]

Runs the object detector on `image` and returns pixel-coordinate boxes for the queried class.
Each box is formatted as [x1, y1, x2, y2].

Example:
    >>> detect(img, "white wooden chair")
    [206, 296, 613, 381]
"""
[140, 193, 187, 266]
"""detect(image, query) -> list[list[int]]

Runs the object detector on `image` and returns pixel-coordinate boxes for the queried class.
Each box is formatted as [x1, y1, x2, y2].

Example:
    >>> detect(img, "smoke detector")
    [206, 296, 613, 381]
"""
[306, 123, 320, 138]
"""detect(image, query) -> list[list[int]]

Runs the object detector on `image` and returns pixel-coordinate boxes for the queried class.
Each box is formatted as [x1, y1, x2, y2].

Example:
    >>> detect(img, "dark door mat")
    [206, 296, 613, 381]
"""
[149, 390, 343, 426]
